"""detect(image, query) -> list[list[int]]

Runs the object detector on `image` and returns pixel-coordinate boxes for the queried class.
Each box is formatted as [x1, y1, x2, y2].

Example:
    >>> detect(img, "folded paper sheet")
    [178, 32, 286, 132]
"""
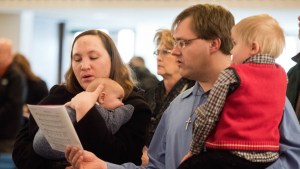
[28, 104, 83, 152]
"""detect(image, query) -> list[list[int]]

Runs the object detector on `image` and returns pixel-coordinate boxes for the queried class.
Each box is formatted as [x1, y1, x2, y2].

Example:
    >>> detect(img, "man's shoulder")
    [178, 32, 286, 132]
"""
[175, 84, 194, 100]
[167, 85, 195, 108]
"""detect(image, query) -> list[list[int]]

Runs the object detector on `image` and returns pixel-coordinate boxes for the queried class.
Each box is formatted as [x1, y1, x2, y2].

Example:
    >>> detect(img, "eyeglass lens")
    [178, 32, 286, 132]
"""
[154, 49, 171, 56]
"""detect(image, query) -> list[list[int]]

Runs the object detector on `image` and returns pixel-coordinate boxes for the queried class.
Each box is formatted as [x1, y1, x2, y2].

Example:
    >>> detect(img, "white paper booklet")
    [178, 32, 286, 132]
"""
[28, 104, 83, 152]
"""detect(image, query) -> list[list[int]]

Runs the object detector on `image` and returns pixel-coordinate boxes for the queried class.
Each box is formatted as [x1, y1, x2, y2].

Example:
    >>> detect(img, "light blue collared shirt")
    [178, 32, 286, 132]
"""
[108, 83, 300, 169]
[266, 98, 300, 169]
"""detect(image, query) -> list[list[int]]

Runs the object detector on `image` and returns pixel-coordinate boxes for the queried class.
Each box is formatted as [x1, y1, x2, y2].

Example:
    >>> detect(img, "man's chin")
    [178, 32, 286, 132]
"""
[179, 69, 189, 79]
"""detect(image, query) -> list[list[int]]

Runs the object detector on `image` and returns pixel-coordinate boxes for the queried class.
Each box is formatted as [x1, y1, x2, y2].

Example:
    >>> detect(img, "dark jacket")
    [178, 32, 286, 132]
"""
[287, 52, 300, 121]
[12, 85, 151, 169]
[131, 66, 159, 91]
[0, 63, 27, 140]
[26, 79, 48, 104]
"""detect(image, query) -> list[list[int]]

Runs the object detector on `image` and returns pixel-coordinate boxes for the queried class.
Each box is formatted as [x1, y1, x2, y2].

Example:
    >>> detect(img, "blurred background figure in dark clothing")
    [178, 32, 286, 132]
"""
[286, 16, 300, 123]
[0, 38, 27, 169]
[129, 56, 159, 91]
[13, 52, 49, 124]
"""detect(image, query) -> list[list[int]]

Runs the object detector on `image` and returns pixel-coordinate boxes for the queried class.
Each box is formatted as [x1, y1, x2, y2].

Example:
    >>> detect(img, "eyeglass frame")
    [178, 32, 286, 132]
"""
[153, 48, 172, 56]
[173, 37, 201, 49]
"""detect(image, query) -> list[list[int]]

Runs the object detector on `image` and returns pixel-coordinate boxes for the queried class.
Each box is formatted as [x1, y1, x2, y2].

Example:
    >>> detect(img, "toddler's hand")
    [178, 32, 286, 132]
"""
[180, 151, 193, 164]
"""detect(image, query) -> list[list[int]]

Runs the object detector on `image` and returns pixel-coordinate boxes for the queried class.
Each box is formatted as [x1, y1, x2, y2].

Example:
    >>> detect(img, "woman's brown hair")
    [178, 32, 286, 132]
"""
[13, 52, 41, 81]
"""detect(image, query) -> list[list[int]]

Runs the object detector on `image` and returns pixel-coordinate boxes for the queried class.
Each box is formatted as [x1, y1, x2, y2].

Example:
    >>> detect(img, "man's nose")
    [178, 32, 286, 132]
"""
[171, 46, 181, 57]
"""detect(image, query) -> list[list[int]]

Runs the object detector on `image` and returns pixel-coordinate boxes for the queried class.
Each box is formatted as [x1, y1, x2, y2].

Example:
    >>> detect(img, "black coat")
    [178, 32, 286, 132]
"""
[26, 78, 48, 104]
[287, 52, 300, 122]
[12, 85, 151, 169]
[0, 63, 27, 140]
[131, 66, 159, 91]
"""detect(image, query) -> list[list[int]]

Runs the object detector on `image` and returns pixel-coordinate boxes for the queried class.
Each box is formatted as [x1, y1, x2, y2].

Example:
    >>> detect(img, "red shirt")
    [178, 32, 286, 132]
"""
[206, 63, 287, 151]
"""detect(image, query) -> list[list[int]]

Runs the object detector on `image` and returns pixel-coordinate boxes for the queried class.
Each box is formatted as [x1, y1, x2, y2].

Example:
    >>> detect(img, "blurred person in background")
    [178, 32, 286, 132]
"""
[13, 52, 49, 124]
[286, 15, 300, 123]
[0, 38, 27, 169]
[129, 56, 159, 91]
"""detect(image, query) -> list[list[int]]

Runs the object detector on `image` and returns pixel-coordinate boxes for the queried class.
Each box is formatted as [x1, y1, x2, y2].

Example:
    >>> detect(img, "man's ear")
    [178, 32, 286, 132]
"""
[250, 42, 260, 55]
[99, 92, 106, 104]
[209, 38, 221, 53]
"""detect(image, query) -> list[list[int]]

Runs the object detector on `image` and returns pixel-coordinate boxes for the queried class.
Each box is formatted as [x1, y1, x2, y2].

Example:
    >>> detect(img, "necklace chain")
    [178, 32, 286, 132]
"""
[185, 86, 206, 130]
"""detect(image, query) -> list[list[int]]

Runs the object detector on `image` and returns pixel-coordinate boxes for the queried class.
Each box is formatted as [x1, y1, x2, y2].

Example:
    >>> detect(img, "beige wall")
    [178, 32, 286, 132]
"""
[0, 0, 299, 8]
[0, 13, 21, 52]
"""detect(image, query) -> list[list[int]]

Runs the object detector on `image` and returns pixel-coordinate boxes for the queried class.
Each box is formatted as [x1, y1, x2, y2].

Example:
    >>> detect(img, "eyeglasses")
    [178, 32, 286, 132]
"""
[173, 37, 201, 49]
[153, 49, 172, 56]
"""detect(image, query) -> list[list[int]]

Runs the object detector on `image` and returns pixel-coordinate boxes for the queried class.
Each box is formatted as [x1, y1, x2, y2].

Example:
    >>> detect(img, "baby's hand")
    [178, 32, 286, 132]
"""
[65, 85, 104, 121]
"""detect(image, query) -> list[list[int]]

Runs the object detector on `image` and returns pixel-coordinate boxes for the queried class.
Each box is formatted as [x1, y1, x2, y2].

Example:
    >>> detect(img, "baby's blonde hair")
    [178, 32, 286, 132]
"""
[232, 14, 285, 58]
